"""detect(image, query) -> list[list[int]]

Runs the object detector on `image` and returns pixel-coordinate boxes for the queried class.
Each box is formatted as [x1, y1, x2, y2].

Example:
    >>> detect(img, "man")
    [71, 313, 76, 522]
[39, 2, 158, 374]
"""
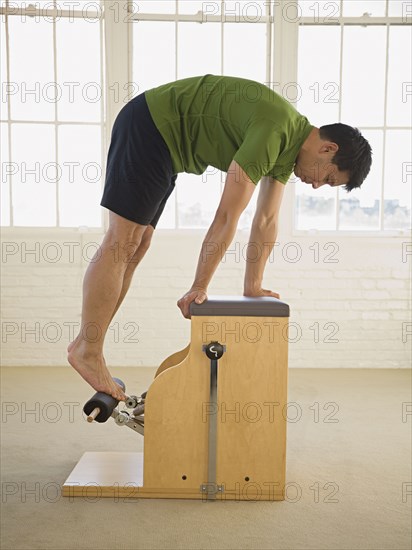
[67, 74, 372, 400]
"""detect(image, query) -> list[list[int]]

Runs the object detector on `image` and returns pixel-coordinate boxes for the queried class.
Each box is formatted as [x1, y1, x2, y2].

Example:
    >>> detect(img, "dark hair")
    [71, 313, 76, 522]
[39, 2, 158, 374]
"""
[319, 123, 372, 192]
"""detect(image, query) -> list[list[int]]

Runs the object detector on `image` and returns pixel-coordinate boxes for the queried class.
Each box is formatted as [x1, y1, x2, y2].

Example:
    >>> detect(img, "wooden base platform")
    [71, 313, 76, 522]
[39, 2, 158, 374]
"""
[62, 452, 285, 501]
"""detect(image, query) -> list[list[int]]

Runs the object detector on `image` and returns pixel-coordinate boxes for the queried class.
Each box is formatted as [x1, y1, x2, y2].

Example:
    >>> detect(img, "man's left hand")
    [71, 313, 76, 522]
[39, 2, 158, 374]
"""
[244, 288, 280, 299]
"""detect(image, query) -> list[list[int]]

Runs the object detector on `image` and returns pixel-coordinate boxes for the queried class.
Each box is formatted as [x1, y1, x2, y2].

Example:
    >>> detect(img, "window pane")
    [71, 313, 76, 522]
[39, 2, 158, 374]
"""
[387, 26, 412, 127]
[1, 123, 10, 226]
[223, 22, 266, 82]
[55, 0, 100, 9]
[341, 26, 386, 127]
[224, 0, 268, 18]
[10, 1, 56, 7]
[1, 21, 8, 120]
[339, 130, 383, 230]
[295, 184, 337, 231]
[297, 26, 340, 126]
[388, 0, 408, 16]
[238, 187, 257, 231]
[156, 188, 176, 229]
[342, 0, 386, 16]
[133, 22, 176, 93]
[8, 17, 54, 121]
[384, 130, 411, 230]
[135, 0, 176, 13]
[58, 124, 102, 227]
[177, 170, 221, 228]
[178, 22, 221, 80]
[11, 123, 56, 226]
[298, 0, 340, 19]
[178, 0, 220, 14]
[56, 18, 101, 122]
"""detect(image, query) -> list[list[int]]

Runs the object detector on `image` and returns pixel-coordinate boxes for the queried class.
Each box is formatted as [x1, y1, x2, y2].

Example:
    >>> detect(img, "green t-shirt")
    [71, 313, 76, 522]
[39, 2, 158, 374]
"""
[145, 74, 313, 185]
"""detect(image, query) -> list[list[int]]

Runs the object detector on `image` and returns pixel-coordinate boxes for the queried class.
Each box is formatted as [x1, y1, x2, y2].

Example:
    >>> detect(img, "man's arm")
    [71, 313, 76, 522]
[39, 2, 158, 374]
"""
[244, 177, 285, 297]
[177, 160, 256, 318]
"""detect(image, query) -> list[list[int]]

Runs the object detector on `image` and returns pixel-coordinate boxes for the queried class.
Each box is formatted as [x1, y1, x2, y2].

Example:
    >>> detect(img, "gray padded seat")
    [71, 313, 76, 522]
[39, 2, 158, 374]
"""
[189, 295, 289, 317]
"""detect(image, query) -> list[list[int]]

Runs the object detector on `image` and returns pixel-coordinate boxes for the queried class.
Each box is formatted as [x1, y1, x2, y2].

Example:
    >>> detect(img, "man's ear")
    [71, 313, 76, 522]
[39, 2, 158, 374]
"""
[319, 141, 339, 154]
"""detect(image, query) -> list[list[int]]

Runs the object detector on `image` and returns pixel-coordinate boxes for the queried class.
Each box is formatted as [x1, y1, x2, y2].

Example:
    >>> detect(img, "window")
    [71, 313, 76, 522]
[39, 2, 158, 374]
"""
[295, 0, 411, 232]
[0, 0, 105, 227]
[1, 0, 410, 232]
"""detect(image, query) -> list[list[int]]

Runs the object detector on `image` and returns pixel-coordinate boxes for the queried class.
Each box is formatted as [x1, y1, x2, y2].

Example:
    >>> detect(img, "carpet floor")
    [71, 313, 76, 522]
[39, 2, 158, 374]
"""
[1, 367, 411, 550]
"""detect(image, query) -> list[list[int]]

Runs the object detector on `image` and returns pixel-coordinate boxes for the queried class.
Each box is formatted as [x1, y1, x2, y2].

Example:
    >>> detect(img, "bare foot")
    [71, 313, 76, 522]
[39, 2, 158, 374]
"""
[67, 334, 80, 354]
[67, 340, 126, 401]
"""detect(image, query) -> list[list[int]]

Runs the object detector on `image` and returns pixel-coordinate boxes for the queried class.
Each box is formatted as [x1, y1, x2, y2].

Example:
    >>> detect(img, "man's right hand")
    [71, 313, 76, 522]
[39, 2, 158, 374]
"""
[177, 288, 208, 319]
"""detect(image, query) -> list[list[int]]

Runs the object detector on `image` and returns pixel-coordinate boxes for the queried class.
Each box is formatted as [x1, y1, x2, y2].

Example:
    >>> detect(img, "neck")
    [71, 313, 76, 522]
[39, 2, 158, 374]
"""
[295, 127, 319, 164]
[301, 127, 319, 152]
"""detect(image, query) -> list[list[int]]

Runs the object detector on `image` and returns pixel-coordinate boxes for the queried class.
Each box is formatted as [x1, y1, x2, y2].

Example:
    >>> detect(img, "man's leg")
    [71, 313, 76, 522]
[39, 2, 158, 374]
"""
[67, 211, 147, 400]
[108, 224, 155, 323]
[106, 178, 173, 320]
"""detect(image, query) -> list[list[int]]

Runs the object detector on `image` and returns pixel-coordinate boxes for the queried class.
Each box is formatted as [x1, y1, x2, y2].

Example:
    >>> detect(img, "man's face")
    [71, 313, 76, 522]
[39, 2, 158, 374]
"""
[294, 143, 349, 189]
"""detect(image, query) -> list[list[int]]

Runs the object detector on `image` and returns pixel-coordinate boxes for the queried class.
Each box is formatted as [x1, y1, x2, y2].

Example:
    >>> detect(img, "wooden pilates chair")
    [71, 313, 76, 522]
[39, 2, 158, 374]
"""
[62, 296, 290, 501]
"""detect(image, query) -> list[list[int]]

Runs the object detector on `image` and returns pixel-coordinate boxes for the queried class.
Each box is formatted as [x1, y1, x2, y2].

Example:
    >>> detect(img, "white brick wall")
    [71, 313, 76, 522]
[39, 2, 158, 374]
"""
[1, 228, 411, 368]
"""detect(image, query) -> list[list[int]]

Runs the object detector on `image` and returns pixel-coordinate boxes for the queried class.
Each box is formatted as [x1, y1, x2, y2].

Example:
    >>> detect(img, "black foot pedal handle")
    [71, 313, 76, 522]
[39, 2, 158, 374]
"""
[83, 378, 125, 423]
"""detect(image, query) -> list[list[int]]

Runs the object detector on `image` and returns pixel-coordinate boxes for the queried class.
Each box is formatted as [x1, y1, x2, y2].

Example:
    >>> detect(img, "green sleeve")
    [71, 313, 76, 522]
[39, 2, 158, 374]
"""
[233, 122, 282, 185]
[266, 168, 293, 185]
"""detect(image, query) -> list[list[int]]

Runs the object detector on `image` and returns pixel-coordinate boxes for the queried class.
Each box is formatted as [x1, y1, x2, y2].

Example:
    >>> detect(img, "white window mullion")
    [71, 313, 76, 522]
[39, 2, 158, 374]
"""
[52, 4, 59, 227]
[265, 0, 272, 87]
[104, 0, 130, 231]
[220, 0, 224, 79]
[174, 0, 178, 80]
[174, 0, 179, 229]
[104, 1, 130, 129]
[380, 22, 390, 231]
[2, 120, 102, 126]
[336, 22, 344, 231]
[273, 1, 299, 238]
[125, 0, 134, 89]
[220, 0, 225, 196]
[299, 16, 405, 25]
[100, 4, 106, 230]
[4, 9, 13, 226]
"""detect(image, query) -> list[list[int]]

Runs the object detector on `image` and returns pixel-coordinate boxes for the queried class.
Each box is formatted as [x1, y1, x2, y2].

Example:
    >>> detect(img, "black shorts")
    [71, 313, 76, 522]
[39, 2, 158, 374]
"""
[100, 92, 177, 229]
